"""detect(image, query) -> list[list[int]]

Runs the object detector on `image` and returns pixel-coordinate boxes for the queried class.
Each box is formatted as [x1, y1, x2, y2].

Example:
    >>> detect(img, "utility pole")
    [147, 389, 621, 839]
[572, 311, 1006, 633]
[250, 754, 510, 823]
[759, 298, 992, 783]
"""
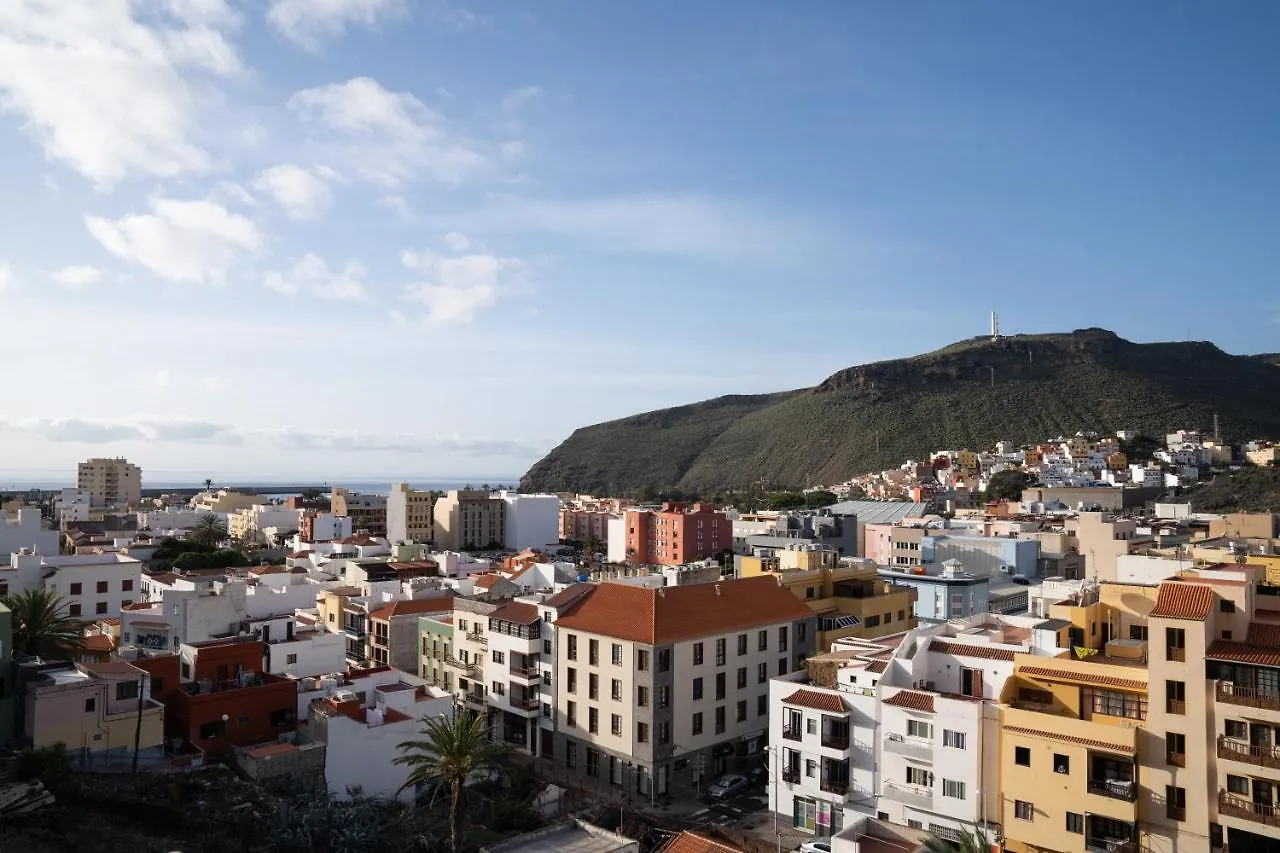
[131, 676, 145, 774]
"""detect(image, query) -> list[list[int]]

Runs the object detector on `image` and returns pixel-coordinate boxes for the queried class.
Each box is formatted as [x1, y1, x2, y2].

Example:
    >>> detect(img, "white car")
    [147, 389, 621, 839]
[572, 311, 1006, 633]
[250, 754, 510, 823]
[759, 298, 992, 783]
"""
[798, 842, 831, 853]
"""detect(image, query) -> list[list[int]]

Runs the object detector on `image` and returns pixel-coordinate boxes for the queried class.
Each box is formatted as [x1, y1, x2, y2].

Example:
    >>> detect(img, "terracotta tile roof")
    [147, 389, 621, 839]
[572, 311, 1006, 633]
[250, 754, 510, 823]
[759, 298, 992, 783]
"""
[660, 831, 748, 853]
[883, 690, 935, 713]
[1149, 581, 1215, 621]
[1248, 623, 1280, 646]
[1207, 640, 1280, 667]
[783, 687, 848, 714]
[1003, 725, 1135, 755]
[473, 574, 504, 589]
[83, 635, 115, 651]
[490, 601, 540, 625]
[287, 550, 313, 559]
[929, 640, 1016, 661]
[368, 596, 454, 621]
[554, 575, 814, 645]
[1018, 665, 1147, 692]
[543, 582, 593, 609]
[865, 659, 888, 673]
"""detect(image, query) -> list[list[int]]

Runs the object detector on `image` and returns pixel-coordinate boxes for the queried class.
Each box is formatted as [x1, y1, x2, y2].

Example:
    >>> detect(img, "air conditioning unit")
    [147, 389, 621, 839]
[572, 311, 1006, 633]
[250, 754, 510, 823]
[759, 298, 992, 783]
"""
[999, 565, 1012, 574]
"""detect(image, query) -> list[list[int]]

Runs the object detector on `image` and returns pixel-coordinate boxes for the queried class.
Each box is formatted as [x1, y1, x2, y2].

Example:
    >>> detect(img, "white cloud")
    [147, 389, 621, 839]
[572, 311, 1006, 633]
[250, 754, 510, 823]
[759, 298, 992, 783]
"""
[400, 236, 525, 325]
[288, 76, 487, 186]
[251, 163, 333, 220]
[156, 369, 171, 388]
[500, 85, 544, 114]
[85, 197, 264, 283]
[267, 0, 405, 51]
[0, 259, 13, 293]
[265, 253, 368, 301]
[0, 0, 243, 189]
[50, 265, 103, 289]
[377, 194, 412, 219]
[422, 1, 491, 30]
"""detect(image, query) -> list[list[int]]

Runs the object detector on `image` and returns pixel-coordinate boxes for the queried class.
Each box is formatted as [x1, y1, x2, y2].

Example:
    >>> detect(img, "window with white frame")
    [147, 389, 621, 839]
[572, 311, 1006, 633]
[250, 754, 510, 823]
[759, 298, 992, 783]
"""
[907, 719, 932, 740]
[942, 730, 966, 749]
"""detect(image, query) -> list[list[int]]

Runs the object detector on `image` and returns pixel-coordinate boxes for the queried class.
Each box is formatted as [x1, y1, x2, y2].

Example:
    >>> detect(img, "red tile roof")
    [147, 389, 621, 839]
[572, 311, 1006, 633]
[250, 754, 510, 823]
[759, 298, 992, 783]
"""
[473, 574, 504, 589]
[929, 640, 1016, 661]
[83, 635, 115, 652]
[489, 601, 540, 625]
[783, 688, 848, 714]
[883, 690, 935, 713]
[1207, 640, 1280, 667]
[1248, 623, 1280, 646]
[1018, 666, 1147, 692]
[368, 596, 454, 621]
[1149, 582, 1215, 621]
[661, 831, 748, 853]
[554, 576, 814, 644]
[865, 659, 888, 673]
[1003, 725, 1135, 755]
[543, 583, 593, 609]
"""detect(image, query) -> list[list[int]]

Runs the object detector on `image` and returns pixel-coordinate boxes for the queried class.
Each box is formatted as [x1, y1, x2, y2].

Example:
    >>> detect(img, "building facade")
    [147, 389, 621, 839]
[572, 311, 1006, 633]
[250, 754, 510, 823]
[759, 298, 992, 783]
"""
[387, 483, 436, 546]
[435, 490, 508, 551]
[330, 488, 388, 537]
[76, 457, 141, 507]
[624, 502, 732, 566]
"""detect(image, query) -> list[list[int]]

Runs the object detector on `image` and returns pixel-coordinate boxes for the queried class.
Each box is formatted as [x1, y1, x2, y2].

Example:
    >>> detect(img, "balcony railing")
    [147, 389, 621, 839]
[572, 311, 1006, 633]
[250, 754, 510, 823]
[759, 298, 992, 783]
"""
[822, 732, 851, 750]
[511, 696, 539, 711]
[884, 734, 932, 762]
[1218, 736, 1280, 769]
[1217, 681, 1280, 711]
[1219, 791, 1280, 828]
[820, 779, 849, 795]
[882, 782, 933, 810]
[1167, 646, 1185, 662]
[1084, 839, 1135, 853]
[465, 630, 487, 645]
[1166, 699, 1185, 715]
[782, 769, 801, 784]
[509, 661, 540, 678]
[782, 726, 802, 742]
[1087, 778, 1137, 802]
[1167, 751, 1186, 767]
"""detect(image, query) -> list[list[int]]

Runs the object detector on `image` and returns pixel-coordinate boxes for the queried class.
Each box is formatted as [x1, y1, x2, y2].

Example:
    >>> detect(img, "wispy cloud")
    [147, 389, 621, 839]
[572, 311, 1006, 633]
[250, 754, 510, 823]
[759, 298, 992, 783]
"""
[264, 254, 369, 301]
[0, 259, 13, 293]
[50, 265, 103, 289]
[400, 234, 528, 325]
[251, 163, 335, 220]
[267, 0, 407, 52]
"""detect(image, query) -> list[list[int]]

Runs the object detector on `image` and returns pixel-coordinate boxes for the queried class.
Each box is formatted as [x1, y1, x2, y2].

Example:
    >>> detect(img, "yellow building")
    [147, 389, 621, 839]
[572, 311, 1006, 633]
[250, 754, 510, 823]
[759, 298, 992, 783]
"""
[738, 549, 916, 645]
[433, 490, 506, 551]
[76, 457, 141, 507]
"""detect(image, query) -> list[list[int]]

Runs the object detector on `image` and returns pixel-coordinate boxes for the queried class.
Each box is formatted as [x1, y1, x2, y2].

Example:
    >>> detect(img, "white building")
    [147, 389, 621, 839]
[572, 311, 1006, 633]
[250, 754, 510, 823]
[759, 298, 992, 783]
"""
[0, 507, 60, 559]
[228, 505, 302, 543]
[54, 489, 93, 524]
[498, 492, 560, 551]
[4, 550, 143, 619]
[137, 508, 222, 534]
[606, 516, 626, 564]
[254, 612, 347, 677]
[307, 512, 353, 542]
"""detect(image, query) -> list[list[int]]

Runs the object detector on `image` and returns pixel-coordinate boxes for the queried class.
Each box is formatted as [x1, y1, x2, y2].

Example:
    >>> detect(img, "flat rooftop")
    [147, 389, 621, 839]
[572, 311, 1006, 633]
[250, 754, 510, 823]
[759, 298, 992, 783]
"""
[481, 820, 634, 853]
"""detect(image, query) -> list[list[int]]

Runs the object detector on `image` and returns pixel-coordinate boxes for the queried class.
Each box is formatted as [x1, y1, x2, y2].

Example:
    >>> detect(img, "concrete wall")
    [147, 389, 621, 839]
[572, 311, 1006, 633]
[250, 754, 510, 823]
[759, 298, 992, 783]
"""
[0, 508, 60, 557]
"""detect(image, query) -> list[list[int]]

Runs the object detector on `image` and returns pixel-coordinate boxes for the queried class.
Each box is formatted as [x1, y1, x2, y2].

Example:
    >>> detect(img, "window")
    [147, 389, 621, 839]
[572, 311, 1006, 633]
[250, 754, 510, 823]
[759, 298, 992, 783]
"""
[1221, 599, 1236, 613]
[1129, 624, 1148, 641]
[898, 610, 906, 621]
[1167, 732, 1186, 766]
[589, 673, 599, 700]
[122, 579, 133, 592]
[637, 650, 649, 671]
[942, 779, 965, 799]
[715, 638, 726, 666]
[758, 630, 768, 651]
[1017, 686, 1053, 706]
[96, 581, 108, 594]
[635, 721, 650, 743]
[1165, 626, 1185, 662]
[491, 682, 505, 696]
[1015, 746, 1031, 766]
[284, 653, 298, 665]
[805, 759, 817, 778]
[542, 703, 551, 718]
[693, 677, 704, 700]
[567, 668, 577, 693]
[657, 685, 670, 708]
[611, 678, 623, 701]
[492, 650, 506, 663]
[270, 708, 294, 726]
[566, 701, 577, 727]
[778, 657, 788, 676]
[612, 643, 623, 665]
[1222, 630, 1233, 640]
[693, 642, 704, 665]
[778, 626, 788, 653]
[737, 700, 747, 722]
[716, 672, 726, 701]
[737, 634, 747, 655]
[638, 686, 650, 708]
[1087, 688, 1147, 720]
[589, 639, 599, 665]
[1226, 719, 1247, 739]
[70, 604, 81, 617]
[200, 720, 226, 739]
[757, 662, 768, 684]
[943, 730, 966, 749]
[798, 622, 807, 641]
[692, 712, 703, 735]
[906, 767, 931, 787]
[865, 615, 880, 628]
[1166, 680, 1186, 714]
[1066, 812, 1084, 834]
[586, 748, 600, 777]
[1014, 801, 1034, 821]
[1166, 785, 1186, 821]
[84, 697, 96, 713]
[714, 705, 726, 734]
[1053, 754, 1069, 774]
[1228, 775, 1250, 795]
[565, 741, 578, 768]
[611, 714, 622, 736]
[566, 634, 578, 660]
[657, 721, 670, 744]
[806, 587, 816, 600]
[906, 719, 932, 740]
[70, 582, 82, 595]
[544, 639, 552, 655]
[588, 707, 599, 734]
[96, 602, 107, 615]
[758, 694, 767, 716]
[737, 667, 747, 689]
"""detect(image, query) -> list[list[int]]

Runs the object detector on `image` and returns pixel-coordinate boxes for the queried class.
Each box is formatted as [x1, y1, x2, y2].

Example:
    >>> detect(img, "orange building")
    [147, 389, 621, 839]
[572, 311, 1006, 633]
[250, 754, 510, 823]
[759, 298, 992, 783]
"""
[623, 502, 730, 566]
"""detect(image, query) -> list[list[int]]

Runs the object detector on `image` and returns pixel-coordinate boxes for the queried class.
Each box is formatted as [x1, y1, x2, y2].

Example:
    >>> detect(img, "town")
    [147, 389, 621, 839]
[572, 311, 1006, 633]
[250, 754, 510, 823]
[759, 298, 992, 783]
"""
[1, 431, 1279, 853]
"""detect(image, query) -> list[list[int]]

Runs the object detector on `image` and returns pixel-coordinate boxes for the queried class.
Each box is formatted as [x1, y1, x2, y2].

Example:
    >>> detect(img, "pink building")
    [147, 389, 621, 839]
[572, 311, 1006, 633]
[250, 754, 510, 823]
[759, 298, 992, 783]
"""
[861, 523, 894, 564]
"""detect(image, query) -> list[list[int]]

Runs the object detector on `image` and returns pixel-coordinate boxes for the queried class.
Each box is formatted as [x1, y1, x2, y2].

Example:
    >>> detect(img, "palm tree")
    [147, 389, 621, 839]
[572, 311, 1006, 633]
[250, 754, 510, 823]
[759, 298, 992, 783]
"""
[203, 478, 213, 491]
[190, 513, 227, 549]
[921, 826, 994, 853]
[581, 534, 603, 574]
[2, 589, 86, 659]
[395, 710, 508, 853]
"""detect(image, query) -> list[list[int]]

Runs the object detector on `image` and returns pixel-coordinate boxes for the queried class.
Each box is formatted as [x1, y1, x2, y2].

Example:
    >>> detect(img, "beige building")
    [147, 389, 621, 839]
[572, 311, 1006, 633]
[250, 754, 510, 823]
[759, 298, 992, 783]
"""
[76, 457, 141, 507]
[549, 575, 817, 798]
[1069, 512, 1154, 581]
[387, 483, 435, 546]
[193, 489, 265, 514]
[434, 490, 506, 551]
[331, 488, 388, 537]
[1246, 446, 1280, 467]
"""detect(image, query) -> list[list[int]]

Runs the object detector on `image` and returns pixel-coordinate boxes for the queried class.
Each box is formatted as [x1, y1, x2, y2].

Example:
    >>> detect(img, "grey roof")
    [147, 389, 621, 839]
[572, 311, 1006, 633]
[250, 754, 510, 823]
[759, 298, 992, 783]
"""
[481, 821, 635, 853]
[823, 500, 927, 524]
[1035, 618, 1072, 631]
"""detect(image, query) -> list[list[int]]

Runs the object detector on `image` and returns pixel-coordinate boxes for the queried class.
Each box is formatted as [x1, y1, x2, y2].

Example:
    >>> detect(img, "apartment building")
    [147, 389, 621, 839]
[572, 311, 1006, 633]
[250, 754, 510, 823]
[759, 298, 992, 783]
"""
[0, 508, 59, 560]
[193, 489, 264, 514]
[368, 597, 453, 671]
[484, 601, 545, 752]
[624, 502, 732, 566]
[560, 507, 618, 543]
[227, 505, 302, 544]
[330, 488, 388, 537]
[448, 598, 501, 713]
[497, 492, 560, 551]
[3, 550, 142, 619]
[435, 490, 507, 551]
[1068, 513, 1154, 581]
[387, 482, 436, 545]
[550, 575, 816, 799]
[76, 457, 141, 507]
[418, 613, 454, 689]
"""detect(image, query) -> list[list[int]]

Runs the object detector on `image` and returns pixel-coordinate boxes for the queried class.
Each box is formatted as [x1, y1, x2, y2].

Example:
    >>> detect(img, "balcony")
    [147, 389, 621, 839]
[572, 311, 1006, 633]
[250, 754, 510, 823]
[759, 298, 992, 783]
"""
[1087, 779, 1137, 802]
[511, 696, 539, 712]
[341, 623, 366, 639]
[1166, 700, 1185, 715]
[782, 726, 802, 742]
[1167, 646, 1185, 662]
[820, 779, 849, 795]
[822, 732, 851, 750]
[1084, 839, 1135, 853]
[782, 769, 801, 784]
[884, 734, 932, 762]
[1219, 791, 1280, 829]
[510, 666, 542, 683]
[1218, 735, 1280, 769]
[461, 691, 486, 709]
[465, 631, 488, 646]
[1167, 751, 1186, 768]
[1217, 681, 1280, 712]
[881, 782, 932, 810]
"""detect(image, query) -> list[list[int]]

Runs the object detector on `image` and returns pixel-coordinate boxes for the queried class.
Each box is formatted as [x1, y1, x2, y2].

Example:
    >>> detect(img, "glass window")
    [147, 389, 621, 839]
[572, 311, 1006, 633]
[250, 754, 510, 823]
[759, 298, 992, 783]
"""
[1065, 813, 1083, 834]
[1015, 746, 1030, 766]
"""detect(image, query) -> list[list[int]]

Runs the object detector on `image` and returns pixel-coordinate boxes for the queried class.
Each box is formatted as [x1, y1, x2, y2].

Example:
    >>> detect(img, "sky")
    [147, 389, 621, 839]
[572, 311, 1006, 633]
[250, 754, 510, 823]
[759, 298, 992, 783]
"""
[1, 1, 1278, 483]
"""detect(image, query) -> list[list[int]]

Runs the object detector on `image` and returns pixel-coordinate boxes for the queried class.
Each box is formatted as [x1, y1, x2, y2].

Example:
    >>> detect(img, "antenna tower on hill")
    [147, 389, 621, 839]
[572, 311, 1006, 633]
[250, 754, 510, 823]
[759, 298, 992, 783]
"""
[990, 310, 1000, 341]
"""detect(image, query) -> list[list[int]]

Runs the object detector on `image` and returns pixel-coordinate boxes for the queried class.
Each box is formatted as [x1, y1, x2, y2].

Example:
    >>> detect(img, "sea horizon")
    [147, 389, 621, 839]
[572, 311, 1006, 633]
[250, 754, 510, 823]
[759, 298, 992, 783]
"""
[0, 475, 523, 495]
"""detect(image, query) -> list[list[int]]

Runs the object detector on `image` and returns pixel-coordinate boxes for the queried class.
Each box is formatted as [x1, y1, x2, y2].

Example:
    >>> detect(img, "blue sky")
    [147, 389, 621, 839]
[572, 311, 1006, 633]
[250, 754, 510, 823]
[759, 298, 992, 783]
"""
[0, 1, 1277, 482]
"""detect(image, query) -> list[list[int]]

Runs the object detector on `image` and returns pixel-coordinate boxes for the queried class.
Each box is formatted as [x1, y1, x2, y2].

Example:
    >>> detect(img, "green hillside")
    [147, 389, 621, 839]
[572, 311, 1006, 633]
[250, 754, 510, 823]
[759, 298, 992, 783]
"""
[521, 329, 1280, 494]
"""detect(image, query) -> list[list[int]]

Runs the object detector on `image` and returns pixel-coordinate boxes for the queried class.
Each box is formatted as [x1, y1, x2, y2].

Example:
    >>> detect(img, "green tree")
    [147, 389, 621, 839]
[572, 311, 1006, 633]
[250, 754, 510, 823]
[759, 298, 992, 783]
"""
[767, 491, 807, 510]
[190, 513, 228, 549]
[1119, 434, 1161, 463]
[804, 490, 839, 508]
[580, 534, 604, 574]
[921, 826, 994, 853]
[395, 711, 509, 853]
[983, 469, 1034, 502]
[2, 589, 86, 659]
[203, 478, 213, 491]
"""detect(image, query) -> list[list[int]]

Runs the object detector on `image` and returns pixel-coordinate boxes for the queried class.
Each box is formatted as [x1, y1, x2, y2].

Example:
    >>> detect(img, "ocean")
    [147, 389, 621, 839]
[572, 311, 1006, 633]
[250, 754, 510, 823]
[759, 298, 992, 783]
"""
[0, 476, 521, 495]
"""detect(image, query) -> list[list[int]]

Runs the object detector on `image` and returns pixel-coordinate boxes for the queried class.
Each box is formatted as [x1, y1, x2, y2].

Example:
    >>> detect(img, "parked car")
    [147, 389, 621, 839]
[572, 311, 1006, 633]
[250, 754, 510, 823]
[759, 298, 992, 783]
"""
[798, 842, 831, 853]
[706, 773, 749, 799]
[747, 765, 768, 787]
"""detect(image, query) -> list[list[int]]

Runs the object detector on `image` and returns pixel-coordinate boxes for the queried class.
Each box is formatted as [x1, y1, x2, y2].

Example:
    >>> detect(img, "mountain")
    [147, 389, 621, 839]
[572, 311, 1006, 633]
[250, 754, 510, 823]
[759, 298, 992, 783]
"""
[521, 328, 1280, 495]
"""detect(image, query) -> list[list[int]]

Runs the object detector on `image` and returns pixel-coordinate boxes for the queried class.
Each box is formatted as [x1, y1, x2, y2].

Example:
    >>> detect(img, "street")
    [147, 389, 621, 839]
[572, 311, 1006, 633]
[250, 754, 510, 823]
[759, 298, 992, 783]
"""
[676, 787, 771, 832]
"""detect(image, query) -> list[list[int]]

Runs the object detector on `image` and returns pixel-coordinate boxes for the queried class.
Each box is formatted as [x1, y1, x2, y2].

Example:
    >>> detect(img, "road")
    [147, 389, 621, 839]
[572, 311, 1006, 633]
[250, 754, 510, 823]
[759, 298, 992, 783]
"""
[676, 786, 772, 832]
